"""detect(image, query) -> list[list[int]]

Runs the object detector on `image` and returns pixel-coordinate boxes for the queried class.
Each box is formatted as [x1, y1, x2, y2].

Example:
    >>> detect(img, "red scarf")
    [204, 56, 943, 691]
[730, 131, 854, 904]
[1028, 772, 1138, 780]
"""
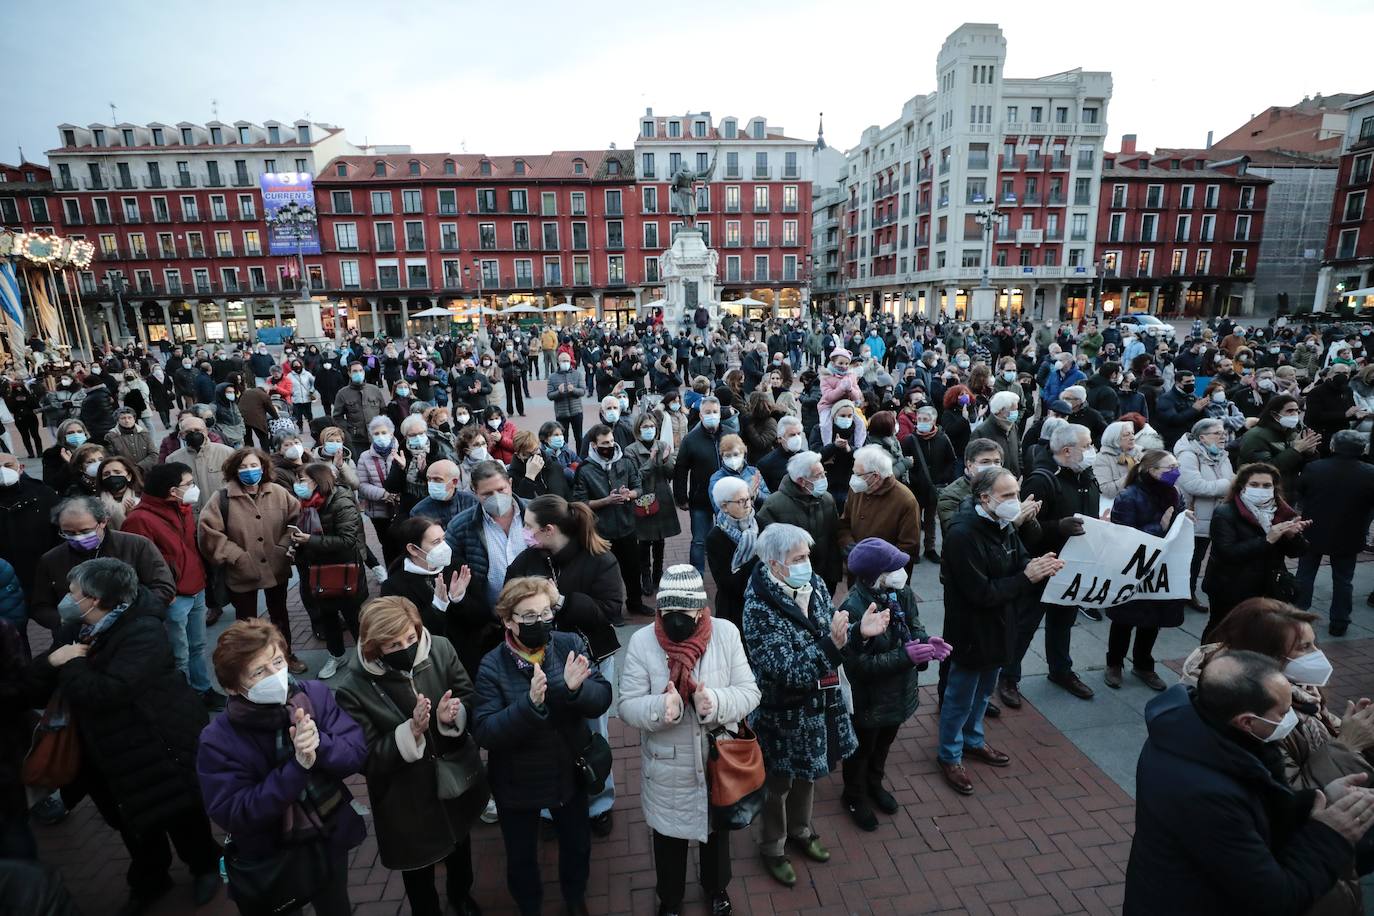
[654, 607, 713, 701]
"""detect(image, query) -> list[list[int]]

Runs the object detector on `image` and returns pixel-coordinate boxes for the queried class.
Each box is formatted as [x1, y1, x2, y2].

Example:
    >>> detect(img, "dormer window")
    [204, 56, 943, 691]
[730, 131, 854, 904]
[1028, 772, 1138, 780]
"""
[722, 120, 737, 139]
[606, 159, 620, 175]
[62, 129, 76, 147]
[336, 162, 347, 177]
[92, 129, 105, 147]
[443, 159, 456, 175]
[210, 127, 223, 144]
[151, 128, 164, 146]
[667, 121, 681, 138]
[693, 120, 707, 138]
[514, 159, 526, 175]
[297, 124, 311, 144]
[181, 127, 193, 145]
[239, 126, 252, 144]
[268, 125, 281, 144]
[408, 160, 420, 176]
[752, 121, 766, 140]
[642, 121, 655, 137]
[480, 159, 492, 176]
[122, 129, 134, 146]
[573, 159, 585, 175]
[374, 161, 386, 177]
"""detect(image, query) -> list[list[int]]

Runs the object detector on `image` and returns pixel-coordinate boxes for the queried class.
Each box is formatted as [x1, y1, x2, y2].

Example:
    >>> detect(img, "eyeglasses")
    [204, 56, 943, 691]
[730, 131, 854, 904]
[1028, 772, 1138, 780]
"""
[512, 611, 555, 625]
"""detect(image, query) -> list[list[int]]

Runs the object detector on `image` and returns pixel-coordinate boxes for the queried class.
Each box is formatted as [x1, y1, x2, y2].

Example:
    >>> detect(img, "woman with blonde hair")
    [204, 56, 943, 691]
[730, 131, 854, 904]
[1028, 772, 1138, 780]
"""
[96, 454, 143, 529]
[333, 596, 488, 916]
[472, 576, 612, 916]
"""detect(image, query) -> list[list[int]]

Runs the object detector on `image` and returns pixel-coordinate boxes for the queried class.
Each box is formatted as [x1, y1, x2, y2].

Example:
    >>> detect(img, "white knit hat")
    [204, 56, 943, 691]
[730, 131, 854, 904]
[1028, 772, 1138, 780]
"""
[657, 564, 707, 612]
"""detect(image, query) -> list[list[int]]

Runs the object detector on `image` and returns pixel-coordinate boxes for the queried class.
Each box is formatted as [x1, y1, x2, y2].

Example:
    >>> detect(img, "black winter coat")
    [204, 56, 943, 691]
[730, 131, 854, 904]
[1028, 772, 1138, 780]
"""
[756, 477, 842, 592]
[756, 444, 791, 494]
[905, 430, 958, 487]
[471, 631, 612, 810]
[705, 525, 757, 630]
[29, 587, 208, 835]
[296, 487, 369, 567]
[672, 424, 724, 511]
[1154, 386, 1207, 455]
[380, 567, 451, 638]
[572, 450, 642, 540]
[0, 473, 61, 594]
[939, 504, 1034, 669]
[506, 542, 623, 660]
[1296, 455, 1374, 554]
[1202, 499, 1307, 616]
[839, 582, 927, 729]
[1020, 456, 1101, 556]
[78, 385, 117, 442]
[1124, 685, 1351, 916]
[1304, 379, 1355, 447]
[1084, 372, 1121, 420]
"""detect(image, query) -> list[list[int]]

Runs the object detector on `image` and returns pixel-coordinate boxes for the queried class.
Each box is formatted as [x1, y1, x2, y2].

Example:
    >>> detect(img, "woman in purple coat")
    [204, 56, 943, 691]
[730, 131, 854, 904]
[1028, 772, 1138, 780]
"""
[197, 618, 368, 916]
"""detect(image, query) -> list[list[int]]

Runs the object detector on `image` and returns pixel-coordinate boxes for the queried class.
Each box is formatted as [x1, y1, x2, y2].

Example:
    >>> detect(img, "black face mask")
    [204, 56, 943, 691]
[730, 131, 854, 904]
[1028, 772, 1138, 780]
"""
[184, 431, 205, 449]
[596, 446, 616, 460]
[660, 611, 699, 643]
[100, 475, 129, 494]
[381, 642, 419, 672]
[517, 620, 552, 649]
[1332, 374, 1350, 388]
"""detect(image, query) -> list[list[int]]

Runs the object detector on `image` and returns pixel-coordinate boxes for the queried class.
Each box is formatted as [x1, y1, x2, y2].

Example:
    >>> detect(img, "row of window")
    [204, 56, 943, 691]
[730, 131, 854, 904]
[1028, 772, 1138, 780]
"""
[1104, 212, 1253, 243]
[325, 183, 804, 216]
[1108, 183, 1253, 210]
[96, 229, 263, 260]
[57, 156, 311, 191]
[1099, 248, 1249, 276]
[640, 117, 767, 140]
[65, 123, 311, 150]
[58, 193, 258, 226]
[639, 150, 800, 180]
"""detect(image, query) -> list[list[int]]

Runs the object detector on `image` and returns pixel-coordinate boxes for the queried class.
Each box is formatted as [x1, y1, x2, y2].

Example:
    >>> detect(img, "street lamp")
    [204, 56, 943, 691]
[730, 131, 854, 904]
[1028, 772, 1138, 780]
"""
[973, 204, 1006, 295]
[265, 199, 317, 313]
[471, 257, 485, 334]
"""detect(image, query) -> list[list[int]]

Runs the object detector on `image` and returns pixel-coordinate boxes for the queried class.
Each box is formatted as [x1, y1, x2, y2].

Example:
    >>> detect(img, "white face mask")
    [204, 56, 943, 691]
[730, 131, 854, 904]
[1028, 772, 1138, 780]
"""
[284, 444, 304, 460]
[882, 567, 908, 591]
[468, 446, 489, 463]
[1251, 708, 1299, 744]
[181, 484, 201, 505]
[1284, 649, 1333, 687]
[0, 467, 18, 487]
[245, 667, 289, 706]
[1074, 447, 1096, 471]
[784, 434, 806, 453]
[84, 461, 101, 478]
[1278, 414, 1301, 429]
[723, 454, 744, 471]
[1242, 485, 1274, 506]
[425, 541, 453, 571]
[849, 473, 869, 493]
[994, 497, 1022, 521]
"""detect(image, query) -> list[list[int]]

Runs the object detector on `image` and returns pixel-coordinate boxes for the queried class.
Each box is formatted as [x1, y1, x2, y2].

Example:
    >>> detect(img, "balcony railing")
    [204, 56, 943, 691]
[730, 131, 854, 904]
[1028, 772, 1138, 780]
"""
[166, 280, 184, 295]
[967, 157, 989, 170]
[57, 178, 77, 191]
[232, 174, 253, 188]
[204, 175, 225, 188]
[83, 177, 107, 190]
[1051, 155, 1070, 170]
[175, 175, 195, 188]
[782, 168, 799, 179]
[753, 167, 771, 180]
[114, 176, 138, 190]
[143, 177, 166, 189]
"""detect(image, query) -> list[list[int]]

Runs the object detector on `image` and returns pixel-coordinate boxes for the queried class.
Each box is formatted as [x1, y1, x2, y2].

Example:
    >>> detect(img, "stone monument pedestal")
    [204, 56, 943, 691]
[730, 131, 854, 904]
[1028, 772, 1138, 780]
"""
[292, 298, 326, 341]
[970, 287, 997, 321]
[659, 229, 720, 334]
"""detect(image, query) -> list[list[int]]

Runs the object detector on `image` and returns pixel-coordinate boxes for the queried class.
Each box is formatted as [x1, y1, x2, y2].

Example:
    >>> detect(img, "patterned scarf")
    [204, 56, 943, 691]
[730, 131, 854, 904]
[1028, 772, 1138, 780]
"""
[713, 508, 758, 573]
[80, 601, 130, 642]
[297, 490, 326, 535]
[654, 606, 713, 702]
[504, 629, 546, 667]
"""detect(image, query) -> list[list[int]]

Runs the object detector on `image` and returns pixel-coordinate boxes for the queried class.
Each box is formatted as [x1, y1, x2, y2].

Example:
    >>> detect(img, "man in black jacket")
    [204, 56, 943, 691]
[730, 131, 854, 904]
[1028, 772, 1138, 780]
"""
[1124, 650, 1366, 915]
[1083, 362, 1121, 421]
[1007, 423, 1099, 706]
[1304, 363, 1358, 453]
[1154, 369, 1209, 452]
[673, 396, 724, 573]
[757, 415, 806, 493]
[937, 469, 1062, 796]
[1295, 429, 1374, 635]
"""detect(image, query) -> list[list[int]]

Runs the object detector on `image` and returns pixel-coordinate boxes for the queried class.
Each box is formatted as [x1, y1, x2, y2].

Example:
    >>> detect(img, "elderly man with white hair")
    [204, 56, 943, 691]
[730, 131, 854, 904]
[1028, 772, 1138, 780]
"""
[705, 475, 761, 628]
[757, 414, 808, 493]
[581, 394, 635, 455]
[838, 444, 921, 565]
[971, 390, 1023, 477]
[1059, 384, 1107, 446]
[756, 451, 842, 591]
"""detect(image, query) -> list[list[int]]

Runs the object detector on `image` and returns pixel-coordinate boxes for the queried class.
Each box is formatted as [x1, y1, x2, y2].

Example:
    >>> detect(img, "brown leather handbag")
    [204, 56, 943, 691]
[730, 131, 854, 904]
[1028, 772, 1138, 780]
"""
[706, 722, 768, 830]
[306, 563, 361, 600]
[22, 696, 80, 790]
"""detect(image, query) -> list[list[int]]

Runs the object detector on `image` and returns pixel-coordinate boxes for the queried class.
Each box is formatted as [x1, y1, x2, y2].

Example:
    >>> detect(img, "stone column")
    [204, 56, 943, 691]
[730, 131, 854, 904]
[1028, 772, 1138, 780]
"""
[369, 298, 381, 337]
[272, 300, 283, 327]
[1045, 284, 1062, 320]
[400, 299, 410, 335]
[1149, 285, 1161, 315]
[944, 286, 958, 319]
[217, 301, 229, 344]
[1313, 266, 1334, 313]
[593, 291, 605, 322]
[190, 303, 206, 344]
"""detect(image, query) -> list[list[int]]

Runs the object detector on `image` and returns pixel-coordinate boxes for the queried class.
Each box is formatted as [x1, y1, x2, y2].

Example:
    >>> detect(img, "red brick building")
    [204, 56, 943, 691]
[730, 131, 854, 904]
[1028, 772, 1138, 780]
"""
[1318, 94, 1374, 305]
[0, 162, 56, 235]
[1094, 136, 1270, 316]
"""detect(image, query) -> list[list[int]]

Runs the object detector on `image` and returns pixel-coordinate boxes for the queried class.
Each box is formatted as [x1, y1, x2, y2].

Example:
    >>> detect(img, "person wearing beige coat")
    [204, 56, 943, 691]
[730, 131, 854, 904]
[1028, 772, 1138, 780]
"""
[1174, 419, 1235, 607]
[196, 446, 305, 671]
[618, 566, 760, 916]
[1092, 421, 1140, 501]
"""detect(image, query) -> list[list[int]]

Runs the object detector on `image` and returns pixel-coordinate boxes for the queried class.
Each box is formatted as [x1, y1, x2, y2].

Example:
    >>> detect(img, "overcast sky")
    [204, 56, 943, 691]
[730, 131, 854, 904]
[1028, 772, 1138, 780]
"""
[4, 0, 1371, 167]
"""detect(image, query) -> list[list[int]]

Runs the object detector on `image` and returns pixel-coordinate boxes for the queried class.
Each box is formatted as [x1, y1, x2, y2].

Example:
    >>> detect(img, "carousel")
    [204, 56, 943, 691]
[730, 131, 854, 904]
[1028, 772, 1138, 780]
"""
[0, 229, 97, 373]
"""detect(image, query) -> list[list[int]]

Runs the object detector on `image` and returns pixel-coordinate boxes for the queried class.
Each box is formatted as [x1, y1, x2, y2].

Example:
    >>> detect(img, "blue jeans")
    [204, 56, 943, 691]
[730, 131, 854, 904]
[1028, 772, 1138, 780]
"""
[1296, 550, 1356, 626]
[166, 591, 211, 693]
[938, 663, 1000, 764]
[689, 508, 714, 573]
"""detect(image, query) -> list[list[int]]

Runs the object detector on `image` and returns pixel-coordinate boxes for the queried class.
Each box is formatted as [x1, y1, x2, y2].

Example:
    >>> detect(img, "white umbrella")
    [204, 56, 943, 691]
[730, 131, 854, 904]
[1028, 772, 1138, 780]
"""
[642, 298, 667, 310]
[503, 303, 543, 314]
[411, 305, 455, 318]
[544, 303, 582, 313]
[733, 295, 766, 306]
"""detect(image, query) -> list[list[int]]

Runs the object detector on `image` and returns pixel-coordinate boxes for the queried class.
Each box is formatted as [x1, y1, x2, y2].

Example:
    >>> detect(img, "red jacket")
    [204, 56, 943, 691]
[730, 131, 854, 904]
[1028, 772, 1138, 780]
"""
[487, 420, 517, 464]
[121, 494, 207, 596]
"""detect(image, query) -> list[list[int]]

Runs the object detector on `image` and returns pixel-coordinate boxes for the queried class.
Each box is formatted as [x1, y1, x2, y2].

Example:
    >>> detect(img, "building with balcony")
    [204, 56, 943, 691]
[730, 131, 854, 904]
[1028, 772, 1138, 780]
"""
[841, 23, 1111, 321]
[634, 109, 815, 319]
[810, 118, 849, 313]
[1316, 93, 1374, 309]
[312, 148, 638, 334]
[46, 118, 361, 345]
[1093, 136, 1270, 317]
[0, 162, 55, 235]
[1209, 93, 1360, 159]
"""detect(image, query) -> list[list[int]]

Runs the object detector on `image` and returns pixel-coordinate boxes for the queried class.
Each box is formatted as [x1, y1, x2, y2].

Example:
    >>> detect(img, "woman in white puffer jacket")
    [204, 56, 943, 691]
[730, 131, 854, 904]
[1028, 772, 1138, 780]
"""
[1174, 417, 1235, 611]
[618, 565, 760, 916]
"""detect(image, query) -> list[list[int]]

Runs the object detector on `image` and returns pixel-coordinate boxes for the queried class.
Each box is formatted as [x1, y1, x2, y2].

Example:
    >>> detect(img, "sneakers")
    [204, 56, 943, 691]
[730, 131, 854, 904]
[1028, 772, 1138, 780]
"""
[1048, 671, 1095, 700]
[480, 798, 499, 824]
[319, 655, 344, 679]
[372, 564, 389, 583]
[843, 796, 878, 832]
[1079, 607, 1105, 622]
[1104, 665, 1123, 689]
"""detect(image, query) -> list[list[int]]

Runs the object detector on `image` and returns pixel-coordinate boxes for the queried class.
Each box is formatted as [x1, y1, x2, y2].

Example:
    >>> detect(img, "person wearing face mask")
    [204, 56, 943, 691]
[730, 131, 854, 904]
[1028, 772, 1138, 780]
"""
[197, 447, 306, 674]
[511, 423, 574, 500]
[104, 406, 157, 474]
[1236, 395, 1322, 497]
[1306, 364, 1361, 455]
[384, 375, 417, 430]
[31, 558, 223, 915]
[546, 350, 587, 447]
[938, 384, 977, 460]
[481, 405, 517, 465]
[1125, 650, 1372, 916]
[901, 405, 957, 560]
[838, 539, 949, 829]
[312, 425, 362, 492]
[357, 415, 403, 570]
[757, 415, 807, 493]
[1008, 423, 1100, 705]
[331, 360, 386, 455]
[620, 410, 680, 595]
[756, 451, 842, 592]
[1201, 464, 1311, 643]
[471, 576, 612, 916]
[407, 458, 477, 529]
[171, 357, 199, 411]
[270, 433, 316, 490]
[740, 523, 857, 886]
[197, 617, 367, 916]
[1154, 369, 1211, 453]
[705, 476, 761, 630]
[289, 464, 370, 679]
[384, 416, 441, 517]
[809, 398, 866, 513]
[95, 455, 142, 530]
[1092, 419, 1141, 501]
[1198, 377, 1248, 440]
[76, 371, 117, 444]
[381, 516, 471, 637]
[1176, 419, 1236, 612]
[939, 469, 1062, 796]
[1294, 430, 1374, 636]
[476, 352, 503, 411]
[573, 425, 645, 618]
[331, 596, 489, 916]
[618, 565, 760, 916]
[971, 390, 1023, 478]
[708, 432, 770, 512]
[817, 347, 862, 432]
[64, 442, 108, 497]
[0, 451, 61, 602]
[837, 442, 921, 568]
[1103, 450, 1189, 692]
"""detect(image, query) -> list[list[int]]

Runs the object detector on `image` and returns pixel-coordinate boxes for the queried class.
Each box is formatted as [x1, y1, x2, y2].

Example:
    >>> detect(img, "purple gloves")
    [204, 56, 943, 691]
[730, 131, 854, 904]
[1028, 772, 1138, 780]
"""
[905, 637, 953, 666]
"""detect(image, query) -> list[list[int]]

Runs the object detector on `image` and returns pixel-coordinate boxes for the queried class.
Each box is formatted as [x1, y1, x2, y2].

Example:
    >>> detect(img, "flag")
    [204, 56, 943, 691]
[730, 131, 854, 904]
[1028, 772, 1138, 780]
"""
[0, 261, 22, 333]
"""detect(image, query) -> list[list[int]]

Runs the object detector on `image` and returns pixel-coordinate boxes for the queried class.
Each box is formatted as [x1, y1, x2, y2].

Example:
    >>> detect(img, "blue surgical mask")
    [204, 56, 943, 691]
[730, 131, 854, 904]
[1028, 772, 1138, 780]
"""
[834, 415, 854, 430]
[701, 414, 720, 429]
[916, 421, 934, 434]
[66, 431, 88, 447]
[350, 372, 365, 384]
[238, 467, 263, 486]
[1007, 411, 1020, 424]
[407, 435, 428, 451]
[549, 435, 565, 450]
[292, 481, 312, 499]
[809, 476, 829, 496]
[783, 560, 813, 588]
[640, 427, 656, 442]
[322, 441, 342, 456]
[427, 480, 452, 502]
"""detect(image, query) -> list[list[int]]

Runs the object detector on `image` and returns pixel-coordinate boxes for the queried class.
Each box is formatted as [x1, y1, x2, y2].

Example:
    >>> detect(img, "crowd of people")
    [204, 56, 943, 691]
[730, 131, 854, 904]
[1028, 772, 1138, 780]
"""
[3, 307, 1374, 914]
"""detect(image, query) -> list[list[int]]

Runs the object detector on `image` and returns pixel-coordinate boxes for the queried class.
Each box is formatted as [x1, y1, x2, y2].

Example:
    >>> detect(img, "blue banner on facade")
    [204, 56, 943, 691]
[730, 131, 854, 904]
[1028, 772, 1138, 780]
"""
[261, 172, 321, 256]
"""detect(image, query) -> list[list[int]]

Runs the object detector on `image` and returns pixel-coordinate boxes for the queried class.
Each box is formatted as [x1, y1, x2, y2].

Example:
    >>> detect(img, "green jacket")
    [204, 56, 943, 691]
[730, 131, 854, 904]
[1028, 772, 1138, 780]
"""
[937, 476, 972, 536]
[1235, 423, 1310, 495]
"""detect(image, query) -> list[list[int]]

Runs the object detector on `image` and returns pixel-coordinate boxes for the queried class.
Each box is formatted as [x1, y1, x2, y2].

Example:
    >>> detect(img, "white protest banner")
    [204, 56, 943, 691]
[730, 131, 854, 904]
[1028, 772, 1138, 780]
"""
[1041, 513, 1194, 609]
